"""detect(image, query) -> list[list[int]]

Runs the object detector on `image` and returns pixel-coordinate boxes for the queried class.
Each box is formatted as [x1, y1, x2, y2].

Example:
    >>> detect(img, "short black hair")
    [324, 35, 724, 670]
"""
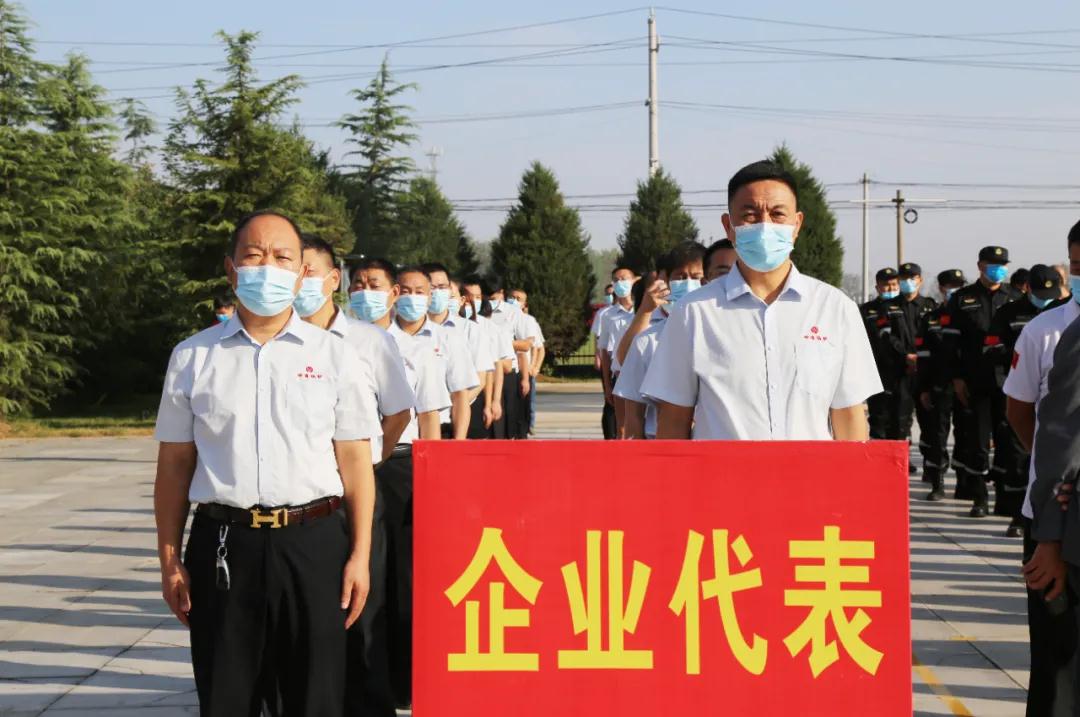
[301, 233, 338, 268]
[1069, 219, 1080, 248]
[667, 241, 707, 273]
[462, 275, 489, 294]
[655, 252, 674, 277]
[421, 261, 451, 278]
[704, 239, 734, 269]
[727, 160, 799, 209]
[396, 264, 431, 284]
[229, 209, 304, 258]
[611, 265, 635, 280]
[213, 296, 235, 311]
[352, 257, 397, 282]
[1010, 267, 1030, 289]
[604, 283, 614, 292]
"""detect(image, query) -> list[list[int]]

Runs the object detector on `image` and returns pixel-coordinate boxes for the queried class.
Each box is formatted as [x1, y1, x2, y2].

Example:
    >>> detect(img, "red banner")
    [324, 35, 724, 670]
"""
[414, 440, 911, 716]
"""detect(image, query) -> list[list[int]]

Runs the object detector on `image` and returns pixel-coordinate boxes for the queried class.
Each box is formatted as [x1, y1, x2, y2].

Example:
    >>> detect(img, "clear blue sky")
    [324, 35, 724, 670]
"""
[25, 0, 1080, 291]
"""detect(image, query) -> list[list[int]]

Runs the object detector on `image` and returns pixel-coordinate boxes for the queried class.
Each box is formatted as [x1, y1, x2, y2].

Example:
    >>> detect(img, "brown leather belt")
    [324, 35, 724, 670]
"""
[196, 496, 342, 529]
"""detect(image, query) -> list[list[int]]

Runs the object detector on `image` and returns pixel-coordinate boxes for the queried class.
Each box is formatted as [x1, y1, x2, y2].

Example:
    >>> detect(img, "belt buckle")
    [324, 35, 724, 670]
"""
[249, 507, 288, 529]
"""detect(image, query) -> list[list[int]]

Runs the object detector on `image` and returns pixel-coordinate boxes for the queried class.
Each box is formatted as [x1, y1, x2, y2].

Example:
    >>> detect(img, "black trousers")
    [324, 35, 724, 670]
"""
[467, 397, 489, 439]
[868, 391, 889, 440]
[185, 509, 349, 717]
[602, 374, 618, 440]
[955, 388, 1017, 509]
[501, 370, 526, 439]
[1025, 523, 1078, 716]
[870, 376, 915, 441]
[379, 450, 413, 708]
[922, 385, 955, 491]
[914, 386, 936, 481]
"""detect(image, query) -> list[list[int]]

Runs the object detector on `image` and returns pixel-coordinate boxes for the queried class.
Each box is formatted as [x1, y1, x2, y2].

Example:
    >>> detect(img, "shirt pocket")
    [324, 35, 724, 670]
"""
[794, 341, 842, 402]
[190, 391, 229, 435]
[286, 379, 337, 439]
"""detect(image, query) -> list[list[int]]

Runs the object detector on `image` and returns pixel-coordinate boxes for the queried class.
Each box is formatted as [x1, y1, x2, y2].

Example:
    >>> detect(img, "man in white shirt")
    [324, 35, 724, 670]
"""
[511, 289, 546, 434]
[642, 160, 881, 440]
[153, 211, 379, 716]
[487, 282, 534, 439]
[462, 278, 509, 437]
[1004, 228, 1080, 716]
[598, 266, 638, 439]
[347, 257, 451, 711]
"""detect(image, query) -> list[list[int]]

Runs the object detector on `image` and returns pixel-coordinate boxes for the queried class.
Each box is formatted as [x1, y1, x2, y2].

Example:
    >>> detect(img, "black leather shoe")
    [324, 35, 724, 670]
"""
[969, 504, 989, 518]
[925, 489, 945, 502]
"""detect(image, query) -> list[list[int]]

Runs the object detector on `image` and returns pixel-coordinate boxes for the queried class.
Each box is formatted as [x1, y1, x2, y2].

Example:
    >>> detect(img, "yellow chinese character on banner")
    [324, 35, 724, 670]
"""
[783, 525, 883, 677]
[669, 530, 767, 675]
[444, 527, 543, 671]
[558, 530, 653, 669]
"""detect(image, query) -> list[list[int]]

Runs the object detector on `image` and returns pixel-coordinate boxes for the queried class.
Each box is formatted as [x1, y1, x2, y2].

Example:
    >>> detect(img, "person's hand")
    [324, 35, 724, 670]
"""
[640, 279, 670, 314]
[919, 392, 934, 411]
[530, 366, 540, 378]
[483, 405, 495, 429]
[1059, 483, 1075, 512]
[1023, 542, 1067, 600]
[520, 378, 531, 398]
[953, 378, 970, 407]
[161, 559, 192, 627]
[341, 554, 370, 629]
[492, 401, 503, 423]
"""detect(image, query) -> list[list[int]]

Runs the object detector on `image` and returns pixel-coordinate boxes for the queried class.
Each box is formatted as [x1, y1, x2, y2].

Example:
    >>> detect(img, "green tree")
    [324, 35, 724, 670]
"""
[455, 233, 481, 278]
[164, 31, 353, 329]
[490, 162, 594, 358]
[770, 145, 844, 287]
[117, 97, 156, 165]
[616, 168, 698, 275]
[337, 56, 418, 258]
[588, 248, 619, 301]
[392, 176, 468, 267]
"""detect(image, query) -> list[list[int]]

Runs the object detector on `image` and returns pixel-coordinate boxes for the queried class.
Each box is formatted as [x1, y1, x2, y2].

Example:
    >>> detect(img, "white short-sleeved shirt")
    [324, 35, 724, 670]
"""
[387, 319, 453, 443]
[523, 314, 545, 347]
[598, 304, 634, 371]
[591, 305, 613, 338]
[153, 311, 382, 508]
[640, 264, 882, 440]
[613, 315, 666, 438]
[328, 310, 415, 462]
[489, 303, 532, 372]
[390, 318, 477, 431]
[1002, 300, 1080, 518]
[433, 315, 490, 416]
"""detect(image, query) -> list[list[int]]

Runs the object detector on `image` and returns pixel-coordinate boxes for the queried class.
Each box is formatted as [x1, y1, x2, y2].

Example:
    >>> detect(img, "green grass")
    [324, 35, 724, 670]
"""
[2, 394, 159, 438]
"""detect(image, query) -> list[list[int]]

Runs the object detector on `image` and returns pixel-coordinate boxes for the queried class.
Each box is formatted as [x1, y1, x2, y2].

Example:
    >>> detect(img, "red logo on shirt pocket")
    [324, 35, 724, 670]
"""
[297, 365, 324, 379]
[803, 326, 830, 341]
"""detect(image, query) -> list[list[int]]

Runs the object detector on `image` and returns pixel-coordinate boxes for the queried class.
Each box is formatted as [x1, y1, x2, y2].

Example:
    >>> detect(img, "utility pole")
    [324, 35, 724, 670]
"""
[861, 173, 870, 303]
[425, 146, 443, 182]
[647, 9, 659, 176]
[892, 190, 904, 268]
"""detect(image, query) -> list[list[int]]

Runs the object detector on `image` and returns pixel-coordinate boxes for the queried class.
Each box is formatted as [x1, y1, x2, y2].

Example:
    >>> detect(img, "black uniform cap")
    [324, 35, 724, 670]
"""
[1029, 264, 1062, 300]
[875, 267, 898, 282]
[937, 268, 965, 285]
[899, 262, 922, 278]
[978, 246, 1010, 264]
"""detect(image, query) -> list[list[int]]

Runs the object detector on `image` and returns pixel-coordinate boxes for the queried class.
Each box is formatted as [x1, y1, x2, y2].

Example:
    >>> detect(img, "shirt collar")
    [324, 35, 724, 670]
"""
[724, 262, 806, 303]
[1066, 297, 1080, 324]
[220, 309, 307, 344]
[390, 316, 435, 338]
[328, 307, 349, 337]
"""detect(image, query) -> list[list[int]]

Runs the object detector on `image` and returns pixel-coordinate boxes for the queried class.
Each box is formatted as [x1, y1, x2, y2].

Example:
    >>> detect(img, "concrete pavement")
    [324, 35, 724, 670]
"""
[0, 385, 1031, 715]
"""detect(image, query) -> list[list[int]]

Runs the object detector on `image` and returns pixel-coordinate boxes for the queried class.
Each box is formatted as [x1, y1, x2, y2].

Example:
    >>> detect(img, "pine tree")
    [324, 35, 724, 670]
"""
[490, 162, 594, 358]
[770, 145, 844, 287]
[164, 31, 353, 329]
[393, 176, 469, 266]
[616, 168, 698, 275]
[338, 56, 418, 258]
[455, 233, 481, 278]
[118, 97, 156, 165]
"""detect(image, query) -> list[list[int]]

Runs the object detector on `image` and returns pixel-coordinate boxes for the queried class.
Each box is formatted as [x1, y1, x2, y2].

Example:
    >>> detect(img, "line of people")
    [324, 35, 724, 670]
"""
[153, 211, 546, 716]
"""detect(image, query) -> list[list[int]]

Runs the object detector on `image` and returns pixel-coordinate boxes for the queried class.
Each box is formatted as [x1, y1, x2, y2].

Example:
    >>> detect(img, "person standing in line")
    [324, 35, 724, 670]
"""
[641, 160, 881, 441]
[919, 269, 969, 502]
[597, 266, 639, 439]
[897, 262, 939, 477]
[154, 211, 379, 716]
[703, 239, 738, 282]
[860, 267, 904, 440]
[510, 288, 546, 435]
[212, 296, 235, 325]
[947, 245, 1022, 518]
[463, 278, 508, 438]
[486, 282, 533, 439]
[1006, 227, 1080, 715]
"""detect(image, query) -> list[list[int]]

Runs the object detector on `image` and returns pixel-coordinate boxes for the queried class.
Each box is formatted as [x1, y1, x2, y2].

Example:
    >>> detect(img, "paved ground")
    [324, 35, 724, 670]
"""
[0, 384, 1029, 715]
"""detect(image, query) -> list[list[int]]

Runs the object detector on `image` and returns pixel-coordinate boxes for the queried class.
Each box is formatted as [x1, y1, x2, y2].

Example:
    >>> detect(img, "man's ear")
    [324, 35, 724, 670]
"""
[721, 213, 735, 242]
[792, 211, 805, 242]
[328, 268, 342, 294]
[224, 256, 237, 289]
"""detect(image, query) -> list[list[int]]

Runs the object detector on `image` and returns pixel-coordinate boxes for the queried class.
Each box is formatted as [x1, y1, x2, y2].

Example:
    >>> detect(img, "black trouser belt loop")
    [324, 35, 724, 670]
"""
[196, 496, 342, 529]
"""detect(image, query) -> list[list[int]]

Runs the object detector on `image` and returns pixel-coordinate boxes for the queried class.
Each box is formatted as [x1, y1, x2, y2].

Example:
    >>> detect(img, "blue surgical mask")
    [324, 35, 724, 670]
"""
[899, 279, 918, 295]
[604, 294, 614, 306]
[668, 278, 702, 303]
[448, 298, 461, 317]
[350, 289, 389, 323]
[1029, 294, 1054, 310]
[613, 279, 633, 298]
[429, 288, 450, 315]
[473, 299, 484, 315]
[396, 294, 429, 322]
[489, 298, 502, 311]
[234, 265, 299, 317]
[944, 288, 958, 302]
[733, 222, 795, 273]
[215, 313, 230, 324]
[505, 297, 519, 307]
[880, 290, 900, 300]
[463, 303, 474, 319]
[293, 277, 329, 317]
[985, 264, 1009, 284]
[1071, 276, 1080, 305]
